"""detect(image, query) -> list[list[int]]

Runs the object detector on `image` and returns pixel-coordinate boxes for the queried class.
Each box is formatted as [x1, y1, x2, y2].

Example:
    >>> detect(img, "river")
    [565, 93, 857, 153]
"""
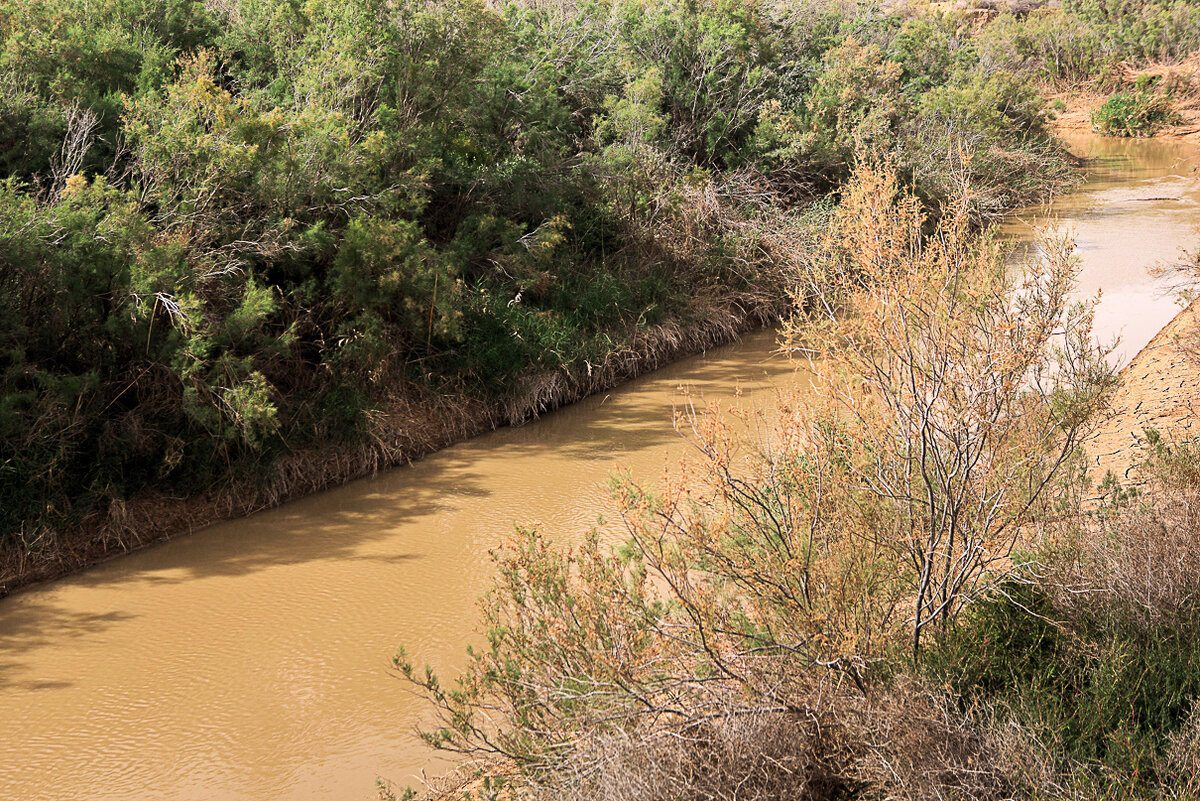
[2, 133, 1197, 801]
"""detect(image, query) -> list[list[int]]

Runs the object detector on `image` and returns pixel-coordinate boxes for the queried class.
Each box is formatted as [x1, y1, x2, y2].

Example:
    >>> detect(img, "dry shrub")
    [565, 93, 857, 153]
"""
[399, 159, 1116, 800]
[1080, 492, 1200, 628]
[1057, 436, 1200, 630]
[542, 706, 832, 801]
[850, 675, 1056, 801]
[790, 156, 1113, 657]
[1165, 700, 1200, 790]
[542, 676, 1059, 801]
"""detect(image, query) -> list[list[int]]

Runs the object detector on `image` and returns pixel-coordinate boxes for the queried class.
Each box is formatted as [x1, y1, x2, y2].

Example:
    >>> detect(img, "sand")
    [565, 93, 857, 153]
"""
[1085, 300, 1200, 486]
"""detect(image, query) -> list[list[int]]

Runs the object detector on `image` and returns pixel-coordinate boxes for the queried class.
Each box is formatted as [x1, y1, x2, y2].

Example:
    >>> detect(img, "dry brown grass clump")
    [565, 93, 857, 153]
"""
[513, 676, 1063, 801]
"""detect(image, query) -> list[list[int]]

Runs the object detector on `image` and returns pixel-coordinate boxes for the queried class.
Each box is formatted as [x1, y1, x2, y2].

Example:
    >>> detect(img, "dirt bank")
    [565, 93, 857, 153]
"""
[1050, 56, 1200, 143]
[0, 296, 779, 598]
[1085, 299, 1200, 487]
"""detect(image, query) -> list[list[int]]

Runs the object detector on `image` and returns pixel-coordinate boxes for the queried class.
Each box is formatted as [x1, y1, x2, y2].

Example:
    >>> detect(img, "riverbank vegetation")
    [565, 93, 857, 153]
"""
[1090, 86, 1182, 136]
[0, 0, 1042, 585]
[0, 0, 1196, 592]
[388, 2, 1200, 796]
[397, 157, 1200, 800]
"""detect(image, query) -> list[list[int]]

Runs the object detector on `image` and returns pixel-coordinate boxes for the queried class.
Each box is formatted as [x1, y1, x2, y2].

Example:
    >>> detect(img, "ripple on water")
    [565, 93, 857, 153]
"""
[4, 134, 1200, 801]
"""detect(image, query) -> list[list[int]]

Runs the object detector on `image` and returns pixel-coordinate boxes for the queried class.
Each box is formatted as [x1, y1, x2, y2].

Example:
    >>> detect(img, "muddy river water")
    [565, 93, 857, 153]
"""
[2, 134, 1198, 801]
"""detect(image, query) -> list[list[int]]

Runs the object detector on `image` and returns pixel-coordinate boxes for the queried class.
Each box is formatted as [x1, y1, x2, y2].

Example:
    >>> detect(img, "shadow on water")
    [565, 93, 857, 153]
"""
[0, 604, 137, 690]
[0, 327, 802, 800]
[485, 346, 801, 463]
[8, 329, 795, 594]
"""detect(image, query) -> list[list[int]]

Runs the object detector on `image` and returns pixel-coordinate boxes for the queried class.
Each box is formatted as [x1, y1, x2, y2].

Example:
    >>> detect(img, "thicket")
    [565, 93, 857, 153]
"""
[0, 0, 1097, 567]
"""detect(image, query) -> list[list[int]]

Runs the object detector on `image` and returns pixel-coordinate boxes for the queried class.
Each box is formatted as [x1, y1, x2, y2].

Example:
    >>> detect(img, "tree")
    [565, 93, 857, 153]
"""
[791, 158, 1116, 657]
[396, 160, 1117, 797]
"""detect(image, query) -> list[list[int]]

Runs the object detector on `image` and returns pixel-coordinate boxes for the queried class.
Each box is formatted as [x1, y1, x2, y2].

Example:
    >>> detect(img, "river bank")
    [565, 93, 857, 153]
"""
[0, 133, 1194, 801]
[1049, 55, 1200, 143]
[0, 294, 779, 598]
[1086, 298, 1200, 486]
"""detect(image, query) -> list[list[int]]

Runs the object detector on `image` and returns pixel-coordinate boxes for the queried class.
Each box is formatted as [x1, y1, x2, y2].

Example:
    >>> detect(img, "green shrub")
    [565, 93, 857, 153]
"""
[1091, 91, 1181, 136]
[925, 581, 1200, 787]
[924, 439, 1200, 794]
[0, 0, 1099, 558]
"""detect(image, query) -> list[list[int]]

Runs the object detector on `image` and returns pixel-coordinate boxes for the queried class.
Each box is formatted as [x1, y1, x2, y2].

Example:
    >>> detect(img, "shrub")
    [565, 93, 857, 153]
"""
[924, 437, 1200, 795]
[397, 162, 1116, 798]
[1091, 90, 1182, 136]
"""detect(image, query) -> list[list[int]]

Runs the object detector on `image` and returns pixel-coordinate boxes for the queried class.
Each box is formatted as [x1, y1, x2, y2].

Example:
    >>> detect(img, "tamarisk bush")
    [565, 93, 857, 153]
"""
[397, 161, 1116, 799]
[794, 159, 1116, 657]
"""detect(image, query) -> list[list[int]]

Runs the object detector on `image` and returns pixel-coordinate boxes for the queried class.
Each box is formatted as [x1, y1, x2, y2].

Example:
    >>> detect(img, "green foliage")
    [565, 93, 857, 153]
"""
[0, 0, 1126, 554]
[1067, 0, 1200, 65]
[331, 216, 463, 352]
[610, 0, 779, 168]
[1091, 90, 1181, 136]
[926, 580, 1200, 789]
[800, 38, 904, 179]
[909, 68, 1071, 216]
[975, 0, 1200, 86]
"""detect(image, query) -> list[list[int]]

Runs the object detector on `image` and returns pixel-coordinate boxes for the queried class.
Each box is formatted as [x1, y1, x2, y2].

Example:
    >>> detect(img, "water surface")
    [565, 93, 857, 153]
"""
[2, 133, 1197, 801]
[0, 331, 801, 801]
[1001, 133, 1200, 365]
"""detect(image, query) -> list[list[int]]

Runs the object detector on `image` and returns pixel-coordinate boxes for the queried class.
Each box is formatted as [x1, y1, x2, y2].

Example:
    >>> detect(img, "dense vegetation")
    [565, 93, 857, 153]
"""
[1091, 82, 1181, 135]
[0, 0, 1196, 576]
[3, 0, 1198, 793]
[381, 3, 1200, 799]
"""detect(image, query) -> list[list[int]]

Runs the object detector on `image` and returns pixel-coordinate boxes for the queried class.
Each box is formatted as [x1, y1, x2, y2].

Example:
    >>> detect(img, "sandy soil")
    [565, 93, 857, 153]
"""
[1085, 299, 1200, 487]
[1054, 66, 1200, 489]
[1050, 56, 1200, 144]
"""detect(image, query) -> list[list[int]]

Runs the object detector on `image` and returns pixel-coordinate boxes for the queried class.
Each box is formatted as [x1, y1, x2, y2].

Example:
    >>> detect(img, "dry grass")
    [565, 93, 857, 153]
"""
[1165, 701, 1200, 787]
[454, 675, 1064, 801]
[1058, 445, 1200, 632]
[543, 708, 832, 801]
[500, 302, 766, 426]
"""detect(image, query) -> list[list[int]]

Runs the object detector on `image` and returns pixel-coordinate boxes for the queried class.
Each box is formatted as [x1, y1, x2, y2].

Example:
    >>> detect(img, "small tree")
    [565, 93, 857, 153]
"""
[790, 158, 1116, 657]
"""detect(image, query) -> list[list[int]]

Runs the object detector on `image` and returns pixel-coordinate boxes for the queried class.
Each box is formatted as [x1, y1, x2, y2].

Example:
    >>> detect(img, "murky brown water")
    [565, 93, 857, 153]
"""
[1001, 133, 1200, 365]
[2, 134, 1197, 801]
[0, 330, 803, 801]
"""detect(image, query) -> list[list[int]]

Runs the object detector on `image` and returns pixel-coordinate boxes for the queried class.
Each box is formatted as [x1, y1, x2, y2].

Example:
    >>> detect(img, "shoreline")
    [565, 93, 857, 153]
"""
[1085, 298, 1200, 486]
[8, 85, 1198, 600]
[0, 295, 780, 599]
[1048, 55, 1200, 144]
